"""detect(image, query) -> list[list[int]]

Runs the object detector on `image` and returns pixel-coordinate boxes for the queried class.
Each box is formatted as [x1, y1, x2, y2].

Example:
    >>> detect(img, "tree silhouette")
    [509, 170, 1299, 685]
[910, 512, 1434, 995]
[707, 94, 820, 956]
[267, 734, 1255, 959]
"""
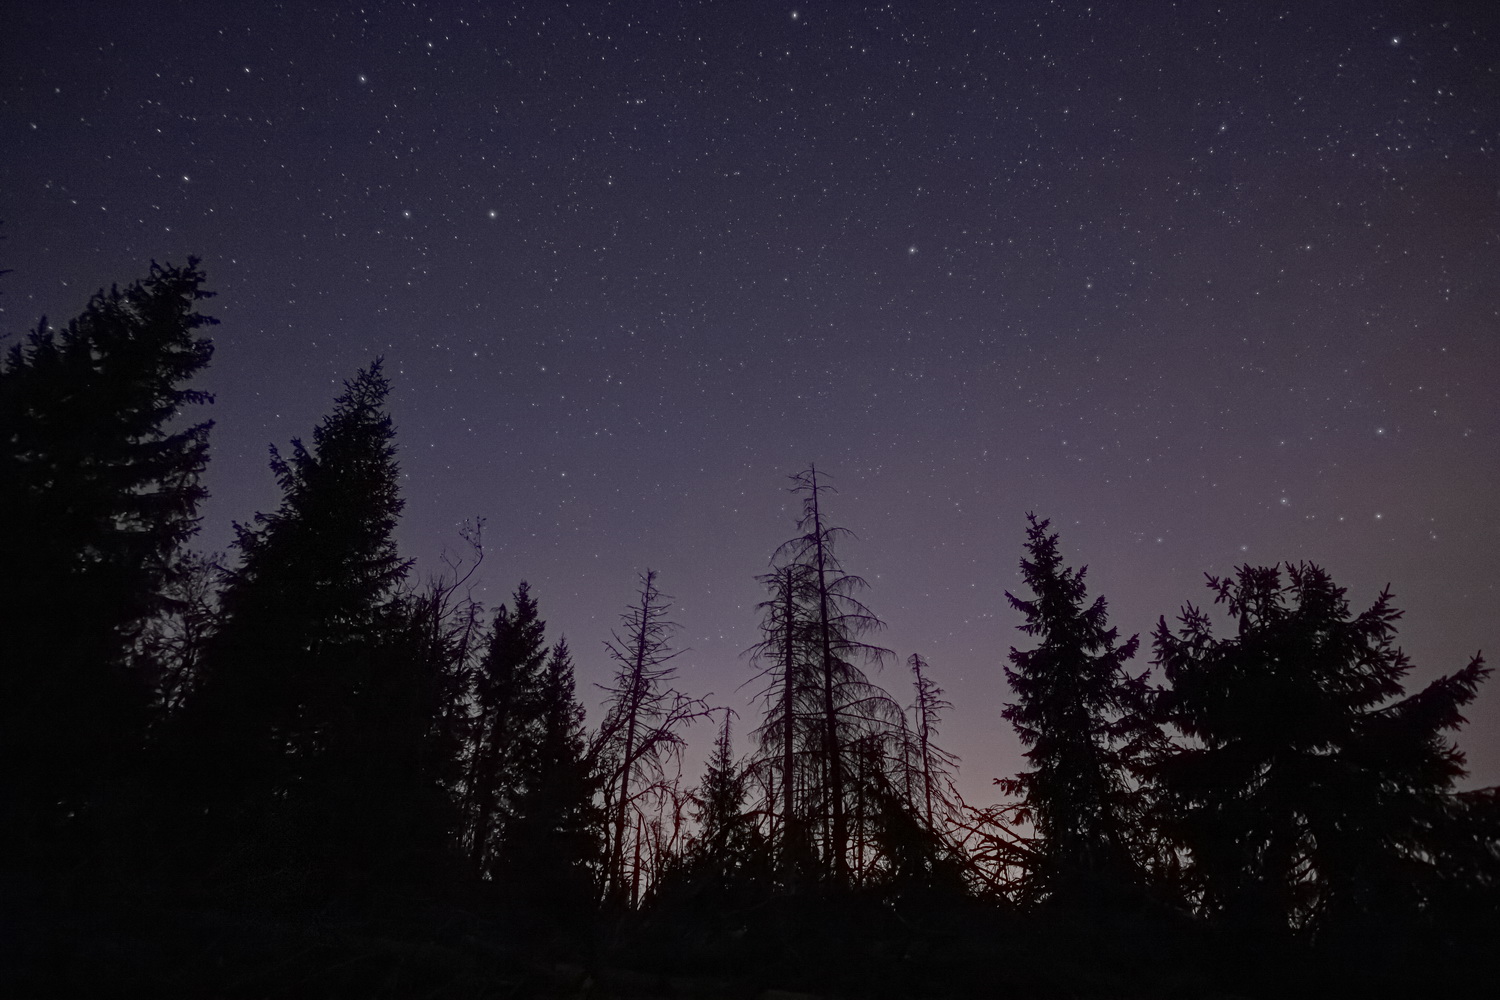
[903, 653, 961, 833]
[746, 466, 905, 888]
[0, 259, 214, 850]
[1150, 562, 1492, 936]
[596, 570, 709, 904]
[134, 549, 223, 722]
[323, 584, 465, 885]
[746, 560, 819, 885]
[648, 709, 778, 911]
[691, 712, 760, 881]
[503, 638, 605, 908]
[393, 519, 489, 869]
[181, 360, 412, 882]
[465, 581, 548, 880]
[998, 514, 1150, 907]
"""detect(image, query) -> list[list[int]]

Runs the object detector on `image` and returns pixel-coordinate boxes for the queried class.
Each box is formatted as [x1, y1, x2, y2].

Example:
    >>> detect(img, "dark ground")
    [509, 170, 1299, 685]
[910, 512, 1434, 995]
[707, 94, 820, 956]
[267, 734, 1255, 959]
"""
[4, 865, 1492, 999]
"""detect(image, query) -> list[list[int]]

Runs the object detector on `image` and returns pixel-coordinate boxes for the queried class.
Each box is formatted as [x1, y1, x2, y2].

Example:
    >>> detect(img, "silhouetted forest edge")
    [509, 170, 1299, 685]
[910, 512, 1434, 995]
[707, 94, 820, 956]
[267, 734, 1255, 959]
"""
[2, 260, 1495, 996]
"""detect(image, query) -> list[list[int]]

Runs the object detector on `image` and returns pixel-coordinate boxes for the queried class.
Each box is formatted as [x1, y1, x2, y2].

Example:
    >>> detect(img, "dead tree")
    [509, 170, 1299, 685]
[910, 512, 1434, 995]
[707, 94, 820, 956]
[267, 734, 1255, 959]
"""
[595, 570, 710, 904]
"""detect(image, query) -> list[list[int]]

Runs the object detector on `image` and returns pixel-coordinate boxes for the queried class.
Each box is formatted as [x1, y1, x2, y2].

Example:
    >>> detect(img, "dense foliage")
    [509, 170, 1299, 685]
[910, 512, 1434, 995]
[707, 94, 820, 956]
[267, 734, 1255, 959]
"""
[997, 514, 1153, 906]
[1, 260, 214, 856]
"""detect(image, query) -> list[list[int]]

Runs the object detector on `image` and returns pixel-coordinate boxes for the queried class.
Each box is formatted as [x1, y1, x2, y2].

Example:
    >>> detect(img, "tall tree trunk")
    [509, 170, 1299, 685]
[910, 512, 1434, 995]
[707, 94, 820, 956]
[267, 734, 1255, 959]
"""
[609, 616, 648, 900]
[808, 470, 848, 882]
[914, 655, 934, 830]
[631, 812, 644, 907]
[779, 566, 798, 884]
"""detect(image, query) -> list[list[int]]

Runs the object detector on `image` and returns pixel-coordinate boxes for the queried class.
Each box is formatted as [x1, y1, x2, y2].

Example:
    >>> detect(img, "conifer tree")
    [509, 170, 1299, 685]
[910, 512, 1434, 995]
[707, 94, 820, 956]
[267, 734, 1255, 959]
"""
[326, 587, 464, 883]
[503, 638, 604, 906]
[696, 713, 750, 858]
[747, 466, 903, 887]
[998, 514, 1149, 906]
[647, 710, 775, 907]
[466, 581, 548, 879]
[746, 561, 818, 883]
[397, 521, 488, 852]
[1150, 563, 1492, 934]
[0, 260, 214, 845]
[183, 361, 411, 872]
[780, 466, 891, 882]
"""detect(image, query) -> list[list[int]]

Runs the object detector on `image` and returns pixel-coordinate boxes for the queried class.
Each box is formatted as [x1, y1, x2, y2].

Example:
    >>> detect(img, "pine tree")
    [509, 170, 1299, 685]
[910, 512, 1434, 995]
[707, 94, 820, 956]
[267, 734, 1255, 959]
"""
[998, 514, 1149, 906]
[1150, 562, 1492, 935]
[0, 259, 214, 846]
[182, 361, 411, 875]
[465, 581, 548, 879]
[697, 713, 749, 857]
[667, 712, 770, 901]
[514, 639, 605, 900]
[398, 520, 489, 855]
[324, 589, 463, 885]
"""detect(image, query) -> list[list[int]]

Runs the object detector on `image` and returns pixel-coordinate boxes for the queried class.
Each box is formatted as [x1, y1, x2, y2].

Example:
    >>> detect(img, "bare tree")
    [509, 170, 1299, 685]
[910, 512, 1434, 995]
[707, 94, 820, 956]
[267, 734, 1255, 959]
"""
[745, 561, 817, 883]
[905, 653, 960, 831]
[948, 797, 1034, 898]
[402, 520, 490, 863]
[136, 550, 225, 722]
[745, 466, 908, 887]
[594, 570, 711, 904]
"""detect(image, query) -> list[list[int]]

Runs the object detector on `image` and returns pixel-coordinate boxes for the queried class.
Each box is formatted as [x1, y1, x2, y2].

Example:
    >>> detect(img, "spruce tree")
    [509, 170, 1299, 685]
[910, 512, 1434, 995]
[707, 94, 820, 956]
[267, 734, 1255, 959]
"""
[323, 590, 463, 885]
[1150, 563, 1492, 935]
[504, 638, 605, 906]
[0, 260, 214, 847]
[696, 713, 750, 859]
[182, 361, 410, 875]
[396, 531, 491, 875]
[998, 514, 1149, 906]
[466, 581, 548, 880]
[664, 712, 770, 901]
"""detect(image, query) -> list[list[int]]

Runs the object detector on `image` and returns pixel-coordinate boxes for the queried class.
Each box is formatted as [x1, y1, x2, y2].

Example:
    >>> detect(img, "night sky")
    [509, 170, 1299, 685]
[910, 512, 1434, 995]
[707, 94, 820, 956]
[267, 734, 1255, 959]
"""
[3, 1, 1497, 800]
